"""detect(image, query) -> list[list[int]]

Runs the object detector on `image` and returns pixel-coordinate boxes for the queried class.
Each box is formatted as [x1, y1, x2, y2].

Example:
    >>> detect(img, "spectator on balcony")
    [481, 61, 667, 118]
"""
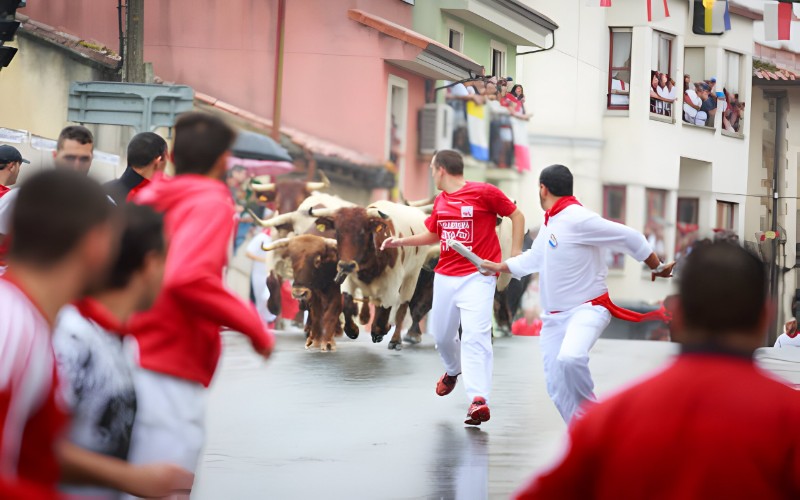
[502, 84, 533, 121]
[649, 71, 660, 113]
[609, 72, 630, 107]
[485, 81, 514, 169]
[656, 73, 677, 117]
[683, 74, 691, 90]
[684, 83, 709, 126]
[447, 81, 477, 155]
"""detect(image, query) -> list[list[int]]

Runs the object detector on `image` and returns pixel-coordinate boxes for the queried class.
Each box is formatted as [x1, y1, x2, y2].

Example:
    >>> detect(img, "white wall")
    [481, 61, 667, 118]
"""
[519, 0, 754, 303]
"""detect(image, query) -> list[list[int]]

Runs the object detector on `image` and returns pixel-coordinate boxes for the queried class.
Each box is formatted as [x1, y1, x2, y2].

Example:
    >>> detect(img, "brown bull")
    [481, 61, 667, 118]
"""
[263, 235, 342, 351]
[312, 200, 431, 350]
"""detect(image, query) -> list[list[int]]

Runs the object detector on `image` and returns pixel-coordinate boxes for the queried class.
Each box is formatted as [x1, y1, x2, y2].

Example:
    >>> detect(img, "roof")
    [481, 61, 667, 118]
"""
[492, 0, 559, 32]
[14, 13, 120, 70]
[348, 9, 484, 78]
[753, 66, 799, 82]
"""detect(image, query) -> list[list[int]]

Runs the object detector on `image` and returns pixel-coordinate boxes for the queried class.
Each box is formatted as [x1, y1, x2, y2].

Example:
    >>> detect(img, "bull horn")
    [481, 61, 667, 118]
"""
[407, 196, 436, 208]
[250, 181, 276, 193]
[366, 208, 390, 220]
[262, 238, 291, 251]
[323, 237, 338, 248]
[305, 170, 330, 191]
[308, 206, 338, 218]
[249, 209, 295, 228]
[417, 204, 434, 214]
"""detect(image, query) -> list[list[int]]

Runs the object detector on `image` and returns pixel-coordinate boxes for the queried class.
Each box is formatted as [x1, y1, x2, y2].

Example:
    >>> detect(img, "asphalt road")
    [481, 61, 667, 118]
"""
[191, 329, 679, 499]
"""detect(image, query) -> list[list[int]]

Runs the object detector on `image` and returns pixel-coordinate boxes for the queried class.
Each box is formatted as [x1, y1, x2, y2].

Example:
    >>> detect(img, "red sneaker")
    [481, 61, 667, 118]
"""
[436, 372, 459, 396]
[464, 397, 490, 425]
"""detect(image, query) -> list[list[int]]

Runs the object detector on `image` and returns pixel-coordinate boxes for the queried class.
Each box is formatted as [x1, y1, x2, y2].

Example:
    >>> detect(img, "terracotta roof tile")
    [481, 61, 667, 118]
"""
[15, 14, 119, 69]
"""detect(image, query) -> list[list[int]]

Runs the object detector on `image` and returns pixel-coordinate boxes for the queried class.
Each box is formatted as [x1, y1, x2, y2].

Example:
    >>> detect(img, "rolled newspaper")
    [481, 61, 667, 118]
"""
[447, 239, 485, 271]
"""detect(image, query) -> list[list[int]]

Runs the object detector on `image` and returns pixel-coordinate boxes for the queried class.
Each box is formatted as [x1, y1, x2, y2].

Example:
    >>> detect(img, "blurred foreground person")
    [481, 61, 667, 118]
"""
[0, 170, 115, 498]
[515, 241, 800, 499]
[127, 113, 275, 490]
[54, 204, 192, 499]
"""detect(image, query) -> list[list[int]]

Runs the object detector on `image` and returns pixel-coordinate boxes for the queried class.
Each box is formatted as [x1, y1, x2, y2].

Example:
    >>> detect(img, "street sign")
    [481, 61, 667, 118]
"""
[68, 82, 194, 133]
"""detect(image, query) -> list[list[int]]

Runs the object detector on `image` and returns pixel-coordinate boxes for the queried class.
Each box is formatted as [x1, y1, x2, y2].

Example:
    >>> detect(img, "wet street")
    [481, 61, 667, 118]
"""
[191, 329, 677, 499]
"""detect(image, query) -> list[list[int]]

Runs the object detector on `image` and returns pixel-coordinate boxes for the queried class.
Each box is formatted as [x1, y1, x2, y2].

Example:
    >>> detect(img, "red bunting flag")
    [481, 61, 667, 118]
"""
[764, 1, 793, 41]
[647, 0, 670, 22]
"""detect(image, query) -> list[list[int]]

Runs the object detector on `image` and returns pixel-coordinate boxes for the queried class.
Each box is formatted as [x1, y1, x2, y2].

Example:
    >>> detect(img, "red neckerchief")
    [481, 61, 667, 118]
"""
[0, 271, 53, 326]
[0, 185, 9, 198]
[74, 297, 126, 335]
[544, 196, 582, 226]
[788, 329, 799, 339]
[126, 177, 151, 203]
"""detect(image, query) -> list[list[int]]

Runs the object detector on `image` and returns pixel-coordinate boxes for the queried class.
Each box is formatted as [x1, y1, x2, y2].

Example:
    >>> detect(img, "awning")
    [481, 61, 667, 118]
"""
[348, 9, 483, 81]
[441, 0, 558, 49]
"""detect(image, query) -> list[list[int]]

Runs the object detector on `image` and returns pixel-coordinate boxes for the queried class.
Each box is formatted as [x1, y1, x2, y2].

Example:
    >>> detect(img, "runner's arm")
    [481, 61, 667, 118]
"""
[59, 441, 193, 497]
[508, 209, 525, 257]
[381, 231, 439, 250]
[483, 229, 544, 278]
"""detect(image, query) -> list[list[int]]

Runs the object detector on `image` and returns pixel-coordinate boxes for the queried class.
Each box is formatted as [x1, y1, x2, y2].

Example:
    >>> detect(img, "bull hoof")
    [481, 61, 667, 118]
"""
[345, 326, 359, 340]
[403, 333, 422, 345]
[305, 338, 313, 349]
[321, 342, 336, 352]
[388, 341, 402, 351]
[371, 333, 385, 343]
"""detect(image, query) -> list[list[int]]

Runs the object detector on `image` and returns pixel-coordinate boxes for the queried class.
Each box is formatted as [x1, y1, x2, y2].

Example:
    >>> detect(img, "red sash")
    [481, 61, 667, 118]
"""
[590, 292, 671, 323]
[544, 196, 581, 226]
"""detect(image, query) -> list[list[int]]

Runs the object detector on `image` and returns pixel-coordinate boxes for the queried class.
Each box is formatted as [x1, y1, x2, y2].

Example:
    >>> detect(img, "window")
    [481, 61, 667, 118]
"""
[490, 40, 506, 77]
[716, 201, 737, 231]
[603, 185, 626, 269]
[446, 20, 464, 53]
[608, 28, 632, 109]
[449, 29, 463, 52]
[676, 198, 699, 259]
[645, 189, 668, 262]
[650, 31, 675, 118]
[723, 51, 745, 134]
[683, 47, 705, 88]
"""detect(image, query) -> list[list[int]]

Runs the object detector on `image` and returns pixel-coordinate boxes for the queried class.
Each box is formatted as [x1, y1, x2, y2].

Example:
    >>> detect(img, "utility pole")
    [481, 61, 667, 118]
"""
[271, 0, 286, 141]
[768, 91, 787, 346]
[124, 0, 146, 83]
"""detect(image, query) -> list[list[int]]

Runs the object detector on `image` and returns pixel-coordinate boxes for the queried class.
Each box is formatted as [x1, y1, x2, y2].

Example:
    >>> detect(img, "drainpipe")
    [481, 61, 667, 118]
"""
[272, 0, 286, 142]
[768, 91, 787, 346]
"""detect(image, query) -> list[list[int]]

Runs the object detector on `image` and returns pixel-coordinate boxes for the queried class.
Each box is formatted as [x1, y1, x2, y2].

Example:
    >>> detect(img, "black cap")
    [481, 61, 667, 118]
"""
[0, 145, 30, 164]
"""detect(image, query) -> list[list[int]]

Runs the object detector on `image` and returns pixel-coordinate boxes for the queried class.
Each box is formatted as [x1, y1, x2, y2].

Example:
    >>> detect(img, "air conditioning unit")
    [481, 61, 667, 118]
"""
[419, 103, 453, 155]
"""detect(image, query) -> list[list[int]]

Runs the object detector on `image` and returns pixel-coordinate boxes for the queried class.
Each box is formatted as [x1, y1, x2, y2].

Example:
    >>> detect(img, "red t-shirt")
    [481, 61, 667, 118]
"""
[514, 354, 800, 500]
[424, 182, 517, 277]
[0, 275, 67, 497]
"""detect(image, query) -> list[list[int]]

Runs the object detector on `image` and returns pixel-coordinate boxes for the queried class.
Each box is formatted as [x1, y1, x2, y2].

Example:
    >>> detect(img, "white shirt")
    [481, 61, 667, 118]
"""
[505, 205, 652, 313]
[448, 82, 469, 98]
[684, 90, 701, 118]
[775, 333, 800, 348]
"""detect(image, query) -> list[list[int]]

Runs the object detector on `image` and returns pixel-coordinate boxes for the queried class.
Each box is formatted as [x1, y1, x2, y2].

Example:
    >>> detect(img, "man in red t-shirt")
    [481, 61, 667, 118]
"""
[0, 145, 29, 273]
[515, 242, 800, 499]
[383, 150, 524, 424]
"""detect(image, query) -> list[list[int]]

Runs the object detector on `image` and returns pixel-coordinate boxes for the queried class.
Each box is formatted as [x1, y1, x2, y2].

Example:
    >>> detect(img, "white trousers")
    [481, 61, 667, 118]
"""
[430, 272, 496, 403]
[540, 304, 611, 423]
[125, 368, 207, 474]
[251, 267, 275, 324]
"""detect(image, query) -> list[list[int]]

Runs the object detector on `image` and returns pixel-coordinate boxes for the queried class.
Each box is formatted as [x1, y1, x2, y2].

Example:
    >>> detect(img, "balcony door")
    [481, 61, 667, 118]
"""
[386, 75, 408, 199]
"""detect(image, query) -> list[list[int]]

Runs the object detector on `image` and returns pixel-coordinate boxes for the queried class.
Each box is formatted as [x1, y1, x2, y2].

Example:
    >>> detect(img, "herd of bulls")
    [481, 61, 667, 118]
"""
[249, 174, 530, 352]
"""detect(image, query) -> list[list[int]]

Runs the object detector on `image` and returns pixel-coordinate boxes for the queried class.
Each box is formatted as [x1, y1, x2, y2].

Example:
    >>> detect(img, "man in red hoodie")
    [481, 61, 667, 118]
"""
[127, 113, 275, 485]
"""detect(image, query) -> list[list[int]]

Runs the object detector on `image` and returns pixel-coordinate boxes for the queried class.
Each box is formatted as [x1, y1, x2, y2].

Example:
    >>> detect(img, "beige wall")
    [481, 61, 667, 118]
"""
[0, 34, 131, 183]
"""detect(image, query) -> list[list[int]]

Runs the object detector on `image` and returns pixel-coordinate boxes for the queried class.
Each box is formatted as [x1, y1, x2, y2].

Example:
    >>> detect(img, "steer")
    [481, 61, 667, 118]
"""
[250, 172, 330, 237]
[262, 235, 342, 351]
[311, 200, 431, 350]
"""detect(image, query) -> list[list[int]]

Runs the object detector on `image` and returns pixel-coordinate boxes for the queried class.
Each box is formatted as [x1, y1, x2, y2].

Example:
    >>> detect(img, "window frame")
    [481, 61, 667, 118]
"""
[489, 39, 507, 77]
[645, 188, 669, 262]
[650, 30, 675, 119]
[716, 201, 737, 231]
[607, 27, 633, 110]
[603, 185, 627, 269]
[676, 197, 700, 257]
[446, 19, 465, 53]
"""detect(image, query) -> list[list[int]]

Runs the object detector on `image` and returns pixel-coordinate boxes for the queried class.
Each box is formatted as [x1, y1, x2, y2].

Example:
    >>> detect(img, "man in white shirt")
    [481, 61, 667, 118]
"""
[684, 84, 709, 126]
[775, 318, 800, 348]
[481, 165, 674, 422]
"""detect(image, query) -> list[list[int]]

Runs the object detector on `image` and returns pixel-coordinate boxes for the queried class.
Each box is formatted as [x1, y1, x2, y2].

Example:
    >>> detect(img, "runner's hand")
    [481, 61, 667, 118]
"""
[127, 463, 194, 498]
[381, 236, 401, 251]
[651, 261, 675, 281]
[480, 260, 501, 275]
